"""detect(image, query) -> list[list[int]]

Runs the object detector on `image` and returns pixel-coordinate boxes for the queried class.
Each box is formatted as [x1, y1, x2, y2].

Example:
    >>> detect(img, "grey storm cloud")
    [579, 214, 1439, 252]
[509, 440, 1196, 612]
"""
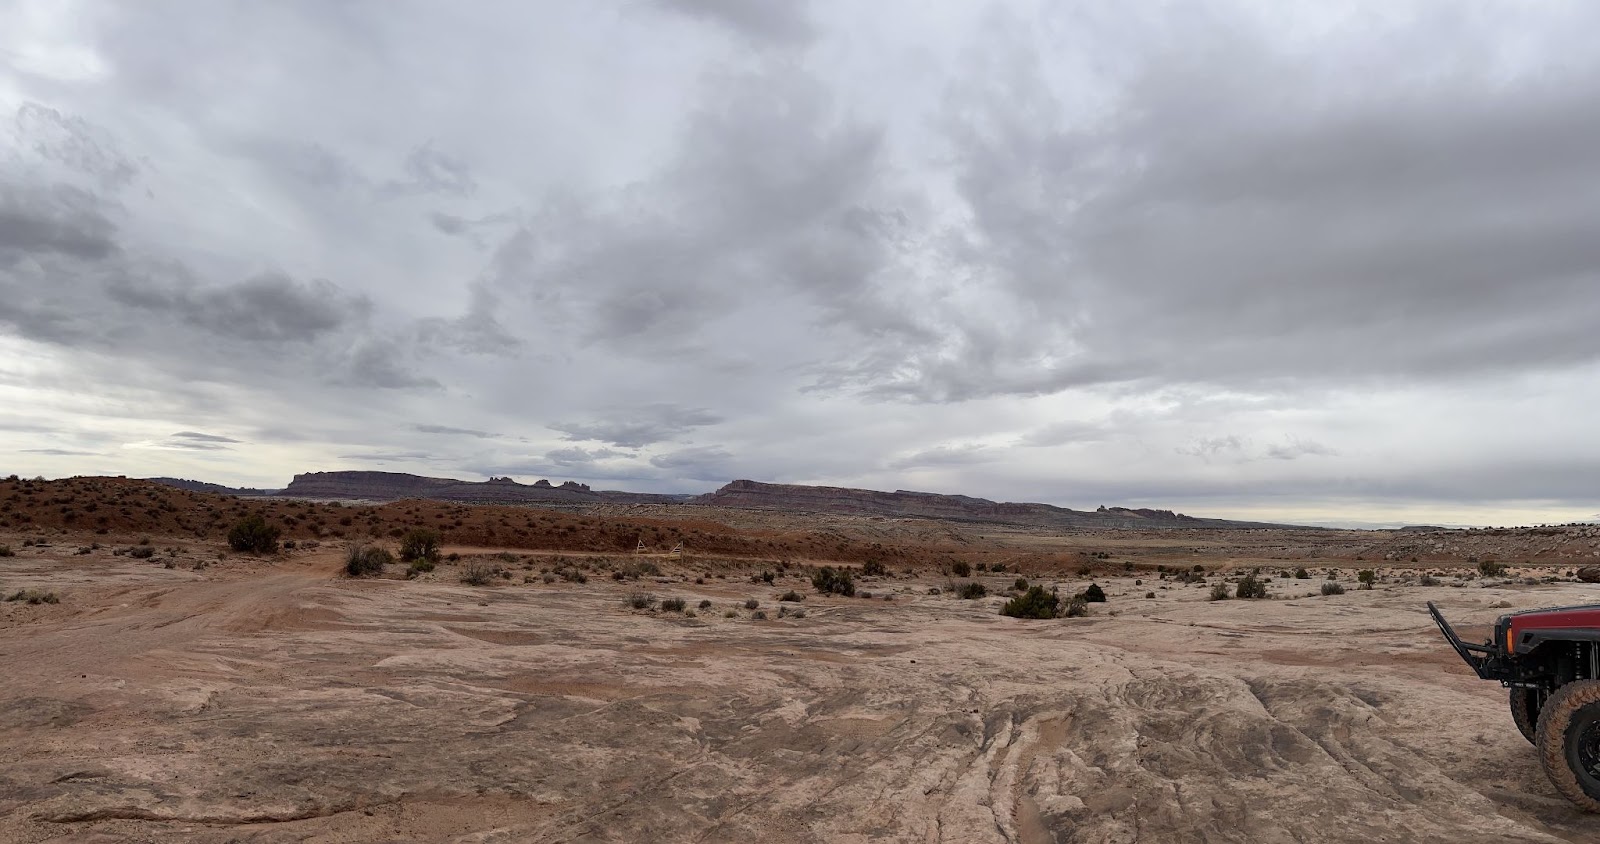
[552, 405, 724, 449]
[653, 0, 816, 46]
[172, 431, 240, 444]
[414, 424, 498, 439]
[3, 1, 1599, 522]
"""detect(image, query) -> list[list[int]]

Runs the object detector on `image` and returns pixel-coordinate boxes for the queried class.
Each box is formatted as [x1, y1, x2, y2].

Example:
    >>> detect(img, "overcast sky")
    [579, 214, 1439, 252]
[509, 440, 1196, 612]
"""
[3, 0, 1598, 525]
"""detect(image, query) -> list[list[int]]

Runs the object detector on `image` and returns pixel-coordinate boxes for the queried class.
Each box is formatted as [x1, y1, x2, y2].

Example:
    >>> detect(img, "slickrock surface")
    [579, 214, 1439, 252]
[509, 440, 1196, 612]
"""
[3, 542, 1597, 842]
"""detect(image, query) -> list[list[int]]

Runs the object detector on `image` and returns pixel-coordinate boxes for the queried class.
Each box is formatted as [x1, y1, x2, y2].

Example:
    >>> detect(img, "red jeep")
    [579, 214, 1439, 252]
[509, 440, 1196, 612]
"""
[1430, 601, 1600, 811]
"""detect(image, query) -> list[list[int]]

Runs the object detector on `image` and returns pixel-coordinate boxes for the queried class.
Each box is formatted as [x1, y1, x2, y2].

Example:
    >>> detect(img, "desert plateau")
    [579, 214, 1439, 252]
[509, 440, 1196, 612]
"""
[3, 476, 1600, 843]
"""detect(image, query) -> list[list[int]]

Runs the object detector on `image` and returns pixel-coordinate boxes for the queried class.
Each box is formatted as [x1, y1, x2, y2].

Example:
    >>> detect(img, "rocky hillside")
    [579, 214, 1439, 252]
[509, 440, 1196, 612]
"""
[146, 477, 277, 497]
[277, 471, 691, 506]
[695, 480, 1297, 529]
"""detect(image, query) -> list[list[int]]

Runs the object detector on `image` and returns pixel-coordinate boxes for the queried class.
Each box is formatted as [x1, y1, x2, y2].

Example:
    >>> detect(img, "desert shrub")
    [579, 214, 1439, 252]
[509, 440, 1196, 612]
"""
[789, 608, 807, 618]
[399, 528, 441, 563]
[958, 581, 987, 600]
[227, 513, 281, 554]
[460, 563, 495, 586]
[1013, 577, 1029, 591]
[1293, 567, 1310, 579]
[745, 598, 760, 610]
[990, 562, 1006, 573]
[1145, 591, 1156, 598]
[542, 572, 557, 583]
[1478, 559, 1507, 577]
[811, 566, 855, 597]
[951, 561, 972, 577]
[859, 591, 873, 599]
[627, 592, 656, 610]
[660, 597, 686, 612]
[1001, 586, 1060, 619]
[560, 568, 587, 584]
[1209, 583, 1230, 601]
[1235, 572, 1268, 599]
[6, 589, 58, 604]
[407, 558, 435, 577]
[129, 545, 155, 559]
[1418, 574, 1439, 587]
[1357, 569, 1377, 589]
[0, 544, 14, 557]
[862, 559, 887, 576]
[1064, 596, 1089, 617]
[1321, 581, 1346, 596]
[751, 609, 768, 620]
[927, 586, 941, 595]
[698, 599, 712, 610]
[345, 545, 393, 577]
[723, 609, 738, 618]
[1084, 583, 1107, 603]
[755, 569, 774, 584]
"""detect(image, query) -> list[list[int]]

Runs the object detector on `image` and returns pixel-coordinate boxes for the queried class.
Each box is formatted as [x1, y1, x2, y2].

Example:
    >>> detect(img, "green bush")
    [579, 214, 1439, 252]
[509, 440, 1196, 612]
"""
[6, 589, 58, 604]
[761, 570, 775, 584]
[1209, 583, 1230, 601]
[227, 513, 281, 554]
[346, 545, 393, 577]
[1357, 569, 1377, 589]
[958, 581, 987, 600]
[1478, 559, 1507, 577]
[1235, 572, 1268, 599]
[1321, 581, 1345, 596]
[811, 566, 855, 596]
[862, 559, 887, 576]
[399, 528, 441, 563]
[1013, 577, 1028, 591]
[406, 558, 435, 578]
[1001, 586, 1060, 619]
[1083, 583, 1107, 603]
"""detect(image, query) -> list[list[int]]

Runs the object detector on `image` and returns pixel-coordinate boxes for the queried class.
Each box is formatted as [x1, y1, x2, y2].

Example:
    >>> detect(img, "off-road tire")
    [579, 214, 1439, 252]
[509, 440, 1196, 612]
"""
[1511, 687, 1542, 744]
[1535, 679, 1600, 812]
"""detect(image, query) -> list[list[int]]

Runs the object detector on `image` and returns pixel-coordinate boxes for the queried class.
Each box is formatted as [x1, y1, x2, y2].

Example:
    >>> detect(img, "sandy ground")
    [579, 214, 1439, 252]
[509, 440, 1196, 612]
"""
[2, 543, 1598, 843]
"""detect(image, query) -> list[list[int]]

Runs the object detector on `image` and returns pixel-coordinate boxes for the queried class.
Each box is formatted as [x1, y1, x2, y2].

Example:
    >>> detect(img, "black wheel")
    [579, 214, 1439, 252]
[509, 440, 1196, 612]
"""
[1535, 679, 1600, 812]
[1511, 687, 1542, 744]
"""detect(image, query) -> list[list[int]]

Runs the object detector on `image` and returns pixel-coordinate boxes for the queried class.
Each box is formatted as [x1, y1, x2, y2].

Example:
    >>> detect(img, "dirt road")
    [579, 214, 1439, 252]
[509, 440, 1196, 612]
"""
[2, 546, 1596, 842]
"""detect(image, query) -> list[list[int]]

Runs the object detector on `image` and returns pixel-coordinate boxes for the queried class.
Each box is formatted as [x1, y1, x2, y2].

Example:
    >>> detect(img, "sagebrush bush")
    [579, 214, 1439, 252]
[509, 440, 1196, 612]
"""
[1013, 577, 1028, 591]
[698, 599, 712, 609]
[958, 581, 987, 600]
[1064, 595, 1089, 617]
[1001, 586, 1060, 619]
[1293, 567, 1310, 579]
[1209, 583, 1230, 601]
[460, 562, 495, 586]
[811, 566, 855, 596]
[779, 590, 803, 602]
[129, 545, 155, 559]
[1084, 583, 1107, 603]
[0, 544, 12, 557]
[951, 561, 971, 577]
[1321, 581, 1346, 595]
[628, 592, 657, 610]
[660, 597, 686, 612]
[744, 597, 760, 610]
[399, 528, 441, 563]
[1357, 569, 1377, 589]
[1235, 572, 1268, 599]
[346, 545, 393, 577]
[862, 560, 887, 576]
[6, 589, 58, 604]
[227, 513, 281, 554]
[407, 558, 435, 578]
[1418, 574, 1440, 587]
[1478, 559, 1507, 577]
